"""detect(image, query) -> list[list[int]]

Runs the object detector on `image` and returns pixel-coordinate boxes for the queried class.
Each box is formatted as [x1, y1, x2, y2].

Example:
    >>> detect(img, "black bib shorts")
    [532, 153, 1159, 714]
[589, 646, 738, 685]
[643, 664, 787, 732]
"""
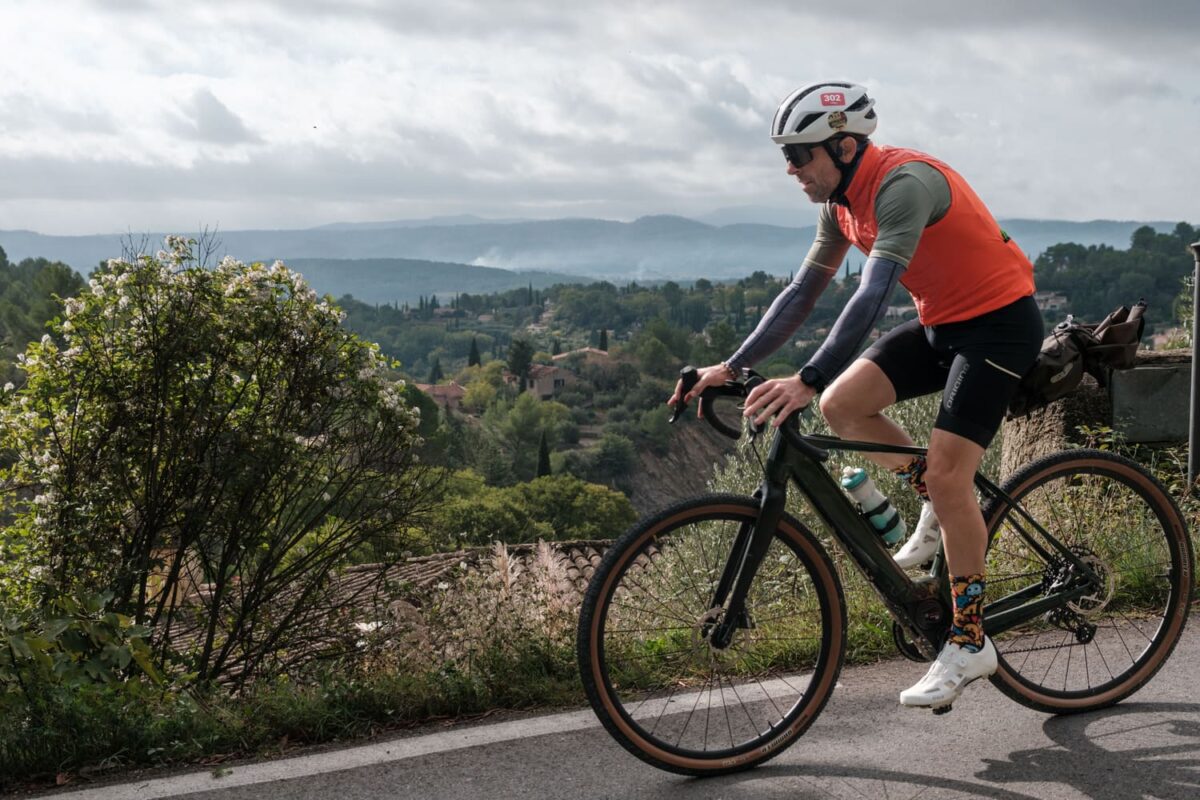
[861, 295, 1044, 448]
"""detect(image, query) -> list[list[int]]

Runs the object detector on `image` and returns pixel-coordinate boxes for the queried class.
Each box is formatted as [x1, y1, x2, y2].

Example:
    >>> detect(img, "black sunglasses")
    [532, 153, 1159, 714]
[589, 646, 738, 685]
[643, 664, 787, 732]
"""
[781, 142, 820, 168]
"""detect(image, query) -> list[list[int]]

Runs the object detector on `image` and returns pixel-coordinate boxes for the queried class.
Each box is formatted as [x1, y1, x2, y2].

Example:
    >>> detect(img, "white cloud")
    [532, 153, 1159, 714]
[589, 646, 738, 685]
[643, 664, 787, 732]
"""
[169, 89, 262, 145]
[0, 0, 1196, 234]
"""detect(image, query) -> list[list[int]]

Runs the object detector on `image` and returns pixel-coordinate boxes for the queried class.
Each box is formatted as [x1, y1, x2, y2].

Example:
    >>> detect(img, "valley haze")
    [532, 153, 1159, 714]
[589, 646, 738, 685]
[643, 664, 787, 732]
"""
[0, 215, 1176, 307]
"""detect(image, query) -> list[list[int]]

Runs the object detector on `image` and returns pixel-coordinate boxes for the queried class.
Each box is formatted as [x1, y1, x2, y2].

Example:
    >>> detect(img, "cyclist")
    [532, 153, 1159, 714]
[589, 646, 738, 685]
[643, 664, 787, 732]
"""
[668, 81, 1043, 709]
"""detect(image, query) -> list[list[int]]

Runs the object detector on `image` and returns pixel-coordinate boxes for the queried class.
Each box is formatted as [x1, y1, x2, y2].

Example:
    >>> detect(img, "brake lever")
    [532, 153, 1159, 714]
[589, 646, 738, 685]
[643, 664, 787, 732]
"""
[669, 365, 701, 424]
[741, 373, 767, 439]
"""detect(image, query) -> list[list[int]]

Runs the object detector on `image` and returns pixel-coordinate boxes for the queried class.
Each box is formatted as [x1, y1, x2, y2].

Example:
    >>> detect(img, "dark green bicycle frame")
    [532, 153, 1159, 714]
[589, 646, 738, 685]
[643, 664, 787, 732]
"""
[707, 421, 1103, 658]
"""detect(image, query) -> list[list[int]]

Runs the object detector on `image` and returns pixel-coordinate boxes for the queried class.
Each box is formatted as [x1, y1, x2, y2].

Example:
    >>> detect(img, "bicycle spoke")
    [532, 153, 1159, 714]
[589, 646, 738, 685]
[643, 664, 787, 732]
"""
[583, 497, 839, 768]
[984, 453, 1189, 710]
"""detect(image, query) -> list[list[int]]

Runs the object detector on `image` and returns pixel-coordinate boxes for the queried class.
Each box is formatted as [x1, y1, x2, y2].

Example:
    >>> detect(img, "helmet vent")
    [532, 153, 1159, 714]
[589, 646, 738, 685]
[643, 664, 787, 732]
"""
[793, 112, 824, 134]
[846, 95, 871, 112]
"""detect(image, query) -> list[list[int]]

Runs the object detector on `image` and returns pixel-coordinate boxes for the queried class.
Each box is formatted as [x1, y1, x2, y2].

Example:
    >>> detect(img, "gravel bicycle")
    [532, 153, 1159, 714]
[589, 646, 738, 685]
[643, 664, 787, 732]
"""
[577, 368, 1194, 776]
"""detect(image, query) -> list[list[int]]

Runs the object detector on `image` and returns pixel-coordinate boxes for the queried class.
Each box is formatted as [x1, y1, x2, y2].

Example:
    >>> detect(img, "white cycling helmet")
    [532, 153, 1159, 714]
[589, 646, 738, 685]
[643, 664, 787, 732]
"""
[771, 82, 877, 145]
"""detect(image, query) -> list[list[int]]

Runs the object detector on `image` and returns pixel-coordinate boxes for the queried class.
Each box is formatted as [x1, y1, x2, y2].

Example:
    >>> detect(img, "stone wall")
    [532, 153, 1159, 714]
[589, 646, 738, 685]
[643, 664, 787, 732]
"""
[1000, 349, 1191, 479]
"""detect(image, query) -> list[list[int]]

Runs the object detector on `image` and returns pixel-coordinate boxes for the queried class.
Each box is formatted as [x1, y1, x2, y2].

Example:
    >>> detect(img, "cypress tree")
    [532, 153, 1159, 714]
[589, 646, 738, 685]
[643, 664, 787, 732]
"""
[598, 328, 608, 351]
[468, 337, 481, 367]
[428, 358, 444, 383]
[537, 431, 552, 477]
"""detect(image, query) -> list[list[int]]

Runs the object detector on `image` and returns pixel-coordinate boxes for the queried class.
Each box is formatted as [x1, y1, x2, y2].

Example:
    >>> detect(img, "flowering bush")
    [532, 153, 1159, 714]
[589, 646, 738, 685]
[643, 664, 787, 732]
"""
[0, 238, 434, 687]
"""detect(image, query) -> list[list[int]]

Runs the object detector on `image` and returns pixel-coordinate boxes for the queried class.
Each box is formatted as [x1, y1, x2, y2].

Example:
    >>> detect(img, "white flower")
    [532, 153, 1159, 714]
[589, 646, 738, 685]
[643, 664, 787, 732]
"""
[2, 383, 12, 392]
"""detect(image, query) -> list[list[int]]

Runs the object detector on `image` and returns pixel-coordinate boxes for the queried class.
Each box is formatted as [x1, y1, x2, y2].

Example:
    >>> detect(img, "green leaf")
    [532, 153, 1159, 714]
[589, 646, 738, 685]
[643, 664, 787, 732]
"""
[129, 644, 165, 685]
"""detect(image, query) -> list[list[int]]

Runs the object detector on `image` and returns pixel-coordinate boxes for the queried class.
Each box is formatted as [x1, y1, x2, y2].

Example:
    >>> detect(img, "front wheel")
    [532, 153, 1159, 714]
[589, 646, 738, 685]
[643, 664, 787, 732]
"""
[983, 449, 1193, 714]
[577, 494, 846, 776]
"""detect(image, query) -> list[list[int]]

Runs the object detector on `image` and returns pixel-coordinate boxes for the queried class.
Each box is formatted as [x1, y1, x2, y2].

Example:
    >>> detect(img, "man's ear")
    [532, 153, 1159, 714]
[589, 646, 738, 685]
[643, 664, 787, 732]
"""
[838, 137, 858, 164]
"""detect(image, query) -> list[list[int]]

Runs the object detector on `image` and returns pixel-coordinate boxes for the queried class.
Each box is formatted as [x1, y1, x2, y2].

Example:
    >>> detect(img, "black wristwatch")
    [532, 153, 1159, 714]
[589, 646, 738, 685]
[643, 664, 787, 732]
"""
[798, 365, 827, 392]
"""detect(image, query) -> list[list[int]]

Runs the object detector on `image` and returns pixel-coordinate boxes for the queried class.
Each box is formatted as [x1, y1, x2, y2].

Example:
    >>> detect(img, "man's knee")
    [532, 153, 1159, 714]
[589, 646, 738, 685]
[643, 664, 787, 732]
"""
[924, 462, 970, 506]
[818, 361, 893, 429]
[818, 383, 869, 430]
[924, 440, 984, 508]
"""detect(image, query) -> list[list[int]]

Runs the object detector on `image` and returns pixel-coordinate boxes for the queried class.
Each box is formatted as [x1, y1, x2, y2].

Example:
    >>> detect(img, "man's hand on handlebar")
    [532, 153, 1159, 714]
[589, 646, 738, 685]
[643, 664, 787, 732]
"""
[667, 363, 734, 418]
[744, 375, 816, 428]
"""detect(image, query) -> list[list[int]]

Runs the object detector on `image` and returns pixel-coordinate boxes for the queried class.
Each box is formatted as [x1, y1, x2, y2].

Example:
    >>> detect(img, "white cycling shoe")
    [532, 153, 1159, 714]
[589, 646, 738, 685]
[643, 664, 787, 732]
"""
[893, 501, 941, 569]
[899, 637, 997, 710]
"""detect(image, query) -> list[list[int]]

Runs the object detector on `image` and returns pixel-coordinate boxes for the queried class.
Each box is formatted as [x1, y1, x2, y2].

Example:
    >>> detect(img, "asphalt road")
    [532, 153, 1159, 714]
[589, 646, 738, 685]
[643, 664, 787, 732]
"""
[50, 612, 1200, 800]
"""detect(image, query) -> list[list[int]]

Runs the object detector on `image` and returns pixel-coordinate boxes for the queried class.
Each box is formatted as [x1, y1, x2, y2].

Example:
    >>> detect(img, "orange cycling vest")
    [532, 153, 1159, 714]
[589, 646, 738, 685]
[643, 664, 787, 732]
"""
[834, 145, 1035, 326]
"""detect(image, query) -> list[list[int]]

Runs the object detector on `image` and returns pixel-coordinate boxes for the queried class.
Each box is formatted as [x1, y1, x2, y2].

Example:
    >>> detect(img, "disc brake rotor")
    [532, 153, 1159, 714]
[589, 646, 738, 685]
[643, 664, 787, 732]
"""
[1067, 552, 1116, 616]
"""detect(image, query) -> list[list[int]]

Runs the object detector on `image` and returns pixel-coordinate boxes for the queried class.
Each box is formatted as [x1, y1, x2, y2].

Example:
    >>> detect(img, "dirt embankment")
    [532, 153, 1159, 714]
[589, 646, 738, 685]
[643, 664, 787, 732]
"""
[626, 419, 739, 514]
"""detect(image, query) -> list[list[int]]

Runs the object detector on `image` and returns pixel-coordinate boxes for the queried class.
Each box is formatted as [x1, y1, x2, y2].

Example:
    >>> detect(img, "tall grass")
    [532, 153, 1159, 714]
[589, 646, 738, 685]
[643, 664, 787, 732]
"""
[708, 395, 951, 661]
[9, 397, 1200, 787]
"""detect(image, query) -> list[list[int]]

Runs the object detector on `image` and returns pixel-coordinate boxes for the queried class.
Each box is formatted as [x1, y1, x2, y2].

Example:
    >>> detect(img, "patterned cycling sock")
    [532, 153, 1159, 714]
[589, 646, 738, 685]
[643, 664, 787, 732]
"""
[948, 573, 986, 653]
[893, 455, 930, 501]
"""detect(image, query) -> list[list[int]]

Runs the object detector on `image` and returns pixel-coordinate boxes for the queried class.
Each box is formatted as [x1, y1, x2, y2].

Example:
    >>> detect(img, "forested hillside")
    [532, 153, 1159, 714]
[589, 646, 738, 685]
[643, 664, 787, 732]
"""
[1035, 223, 1197, 325]
[335, 220, 1198, 521]
[0, 245, 85, 383]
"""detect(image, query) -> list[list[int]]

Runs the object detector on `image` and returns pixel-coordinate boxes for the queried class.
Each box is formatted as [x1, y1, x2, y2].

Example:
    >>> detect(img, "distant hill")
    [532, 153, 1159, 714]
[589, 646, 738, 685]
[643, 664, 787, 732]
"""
[311, 214, 533, 230]
[285, 257, 584, 306]
[997, 219, 1178, 265]
[0, 216, 1179, 289]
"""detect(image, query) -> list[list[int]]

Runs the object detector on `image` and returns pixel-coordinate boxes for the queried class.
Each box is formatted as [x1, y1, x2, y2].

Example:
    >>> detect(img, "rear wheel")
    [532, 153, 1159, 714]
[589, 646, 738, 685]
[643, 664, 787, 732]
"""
[578, 494, 845, 775]
[983, 449, 1193, 713]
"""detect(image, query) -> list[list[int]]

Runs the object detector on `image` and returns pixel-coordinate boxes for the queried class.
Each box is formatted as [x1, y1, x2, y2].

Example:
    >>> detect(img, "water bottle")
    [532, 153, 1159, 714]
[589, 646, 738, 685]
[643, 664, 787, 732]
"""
[840, 467, 906, 545]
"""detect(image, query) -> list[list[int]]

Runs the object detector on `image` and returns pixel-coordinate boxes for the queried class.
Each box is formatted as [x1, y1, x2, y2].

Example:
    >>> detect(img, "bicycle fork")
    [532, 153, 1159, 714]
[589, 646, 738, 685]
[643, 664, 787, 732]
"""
[705, 479, 789, 649]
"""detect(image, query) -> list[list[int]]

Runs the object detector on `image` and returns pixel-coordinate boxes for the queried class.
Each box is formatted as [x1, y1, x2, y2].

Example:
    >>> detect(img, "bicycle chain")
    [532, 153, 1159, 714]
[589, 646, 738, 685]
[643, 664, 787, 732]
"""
[1000, 639, 1092, 655]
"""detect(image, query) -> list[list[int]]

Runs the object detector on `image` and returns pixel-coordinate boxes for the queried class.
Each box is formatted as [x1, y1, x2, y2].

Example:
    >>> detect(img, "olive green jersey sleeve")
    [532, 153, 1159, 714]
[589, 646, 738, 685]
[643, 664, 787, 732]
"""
[806, 203, 853, 273]
[869, 161, 951, 266]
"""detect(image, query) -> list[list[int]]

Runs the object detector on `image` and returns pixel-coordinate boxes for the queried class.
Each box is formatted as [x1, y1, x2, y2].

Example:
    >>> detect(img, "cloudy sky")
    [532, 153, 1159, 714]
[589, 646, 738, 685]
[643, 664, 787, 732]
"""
[1, 0, 1198, 235]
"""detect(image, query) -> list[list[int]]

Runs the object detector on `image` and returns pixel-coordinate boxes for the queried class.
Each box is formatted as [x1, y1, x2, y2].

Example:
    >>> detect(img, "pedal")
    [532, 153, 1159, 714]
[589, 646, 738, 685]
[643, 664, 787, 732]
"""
[931, 704, 953, 716]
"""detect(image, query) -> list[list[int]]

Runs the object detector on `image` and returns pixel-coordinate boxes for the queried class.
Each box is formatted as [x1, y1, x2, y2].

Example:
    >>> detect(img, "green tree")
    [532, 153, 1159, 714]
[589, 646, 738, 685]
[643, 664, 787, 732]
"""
[507, 337, 534, 391]
[468, 336, 481, 367]
[0, 239, 433, 686]
[598, 328, 608, 351]
[428, 357, 444, 383]
[591, 432, 637, 490]
[428, 472, 634, 547]
[537, 430, 552, 477]
[512, 475, 635, 539]
[462, 376, 498, 413]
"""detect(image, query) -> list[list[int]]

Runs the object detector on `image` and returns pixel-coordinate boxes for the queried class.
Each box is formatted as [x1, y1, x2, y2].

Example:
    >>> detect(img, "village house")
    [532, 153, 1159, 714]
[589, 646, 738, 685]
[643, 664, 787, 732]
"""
[503, 364, 576, 399]
[415, 381, 467, 410]
[552, 346, 610, 369]
[1035, 291, 1069, 313]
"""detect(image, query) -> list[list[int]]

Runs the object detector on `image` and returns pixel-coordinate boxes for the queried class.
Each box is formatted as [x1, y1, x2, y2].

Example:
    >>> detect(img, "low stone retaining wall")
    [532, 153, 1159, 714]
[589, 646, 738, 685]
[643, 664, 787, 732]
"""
[1001, 349, 1191, 478]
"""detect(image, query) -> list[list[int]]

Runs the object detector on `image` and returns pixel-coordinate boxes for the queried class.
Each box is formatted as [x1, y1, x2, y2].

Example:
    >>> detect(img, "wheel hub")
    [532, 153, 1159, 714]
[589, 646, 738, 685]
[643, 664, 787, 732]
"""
[692, 606, 751, 662]
[1042, 547, 1115, 617]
